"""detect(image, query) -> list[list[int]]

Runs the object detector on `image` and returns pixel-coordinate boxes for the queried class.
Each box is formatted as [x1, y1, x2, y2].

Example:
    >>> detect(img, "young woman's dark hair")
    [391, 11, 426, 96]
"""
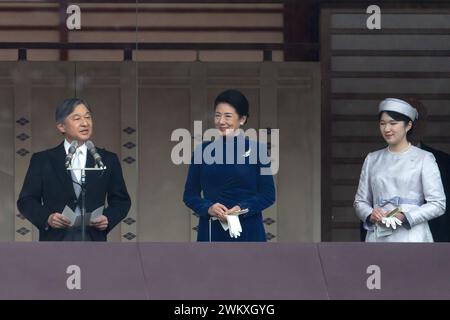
[378, 110, 414, 138]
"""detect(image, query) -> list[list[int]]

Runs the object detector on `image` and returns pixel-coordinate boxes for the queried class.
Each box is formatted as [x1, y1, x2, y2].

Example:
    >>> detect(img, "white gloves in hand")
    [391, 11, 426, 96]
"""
[381, 216, 402, 230]
[226, 215, 242, 238]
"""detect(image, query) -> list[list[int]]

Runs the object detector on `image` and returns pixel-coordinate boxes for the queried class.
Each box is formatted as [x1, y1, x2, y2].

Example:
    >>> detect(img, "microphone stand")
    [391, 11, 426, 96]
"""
[67, 165, 106, 241]
[80, 169, 87, 242]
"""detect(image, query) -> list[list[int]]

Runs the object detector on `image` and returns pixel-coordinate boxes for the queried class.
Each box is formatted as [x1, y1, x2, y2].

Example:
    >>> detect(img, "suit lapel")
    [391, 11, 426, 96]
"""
[49, 142, 78, 201]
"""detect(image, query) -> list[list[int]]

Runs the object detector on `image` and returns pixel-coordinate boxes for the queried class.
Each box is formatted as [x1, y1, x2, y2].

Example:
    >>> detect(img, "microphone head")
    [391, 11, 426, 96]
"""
[65, 140, 78, 168]
[85, 140, 96, 153]
[85, 140, 104, 168]
[68, 140, 78, 153]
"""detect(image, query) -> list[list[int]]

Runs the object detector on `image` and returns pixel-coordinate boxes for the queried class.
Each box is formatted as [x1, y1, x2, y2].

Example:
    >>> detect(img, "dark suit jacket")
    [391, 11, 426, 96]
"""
[422, 144, 450, 242]
[17, 142, 131, 241]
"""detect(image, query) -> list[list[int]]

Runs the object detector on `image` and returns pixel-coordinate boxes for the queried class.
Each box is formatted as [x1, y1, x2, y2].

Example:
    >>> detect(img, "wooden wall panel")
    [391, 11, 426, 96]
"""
[0, 2, 284, 62]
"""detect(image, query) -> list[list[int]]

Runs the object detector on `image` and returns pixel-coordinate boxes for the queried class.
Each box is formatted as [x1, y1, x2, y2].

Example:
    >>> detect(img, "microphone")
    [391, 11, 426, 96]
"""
[85, 140, 105, 168]
[65, 140, 78, 168]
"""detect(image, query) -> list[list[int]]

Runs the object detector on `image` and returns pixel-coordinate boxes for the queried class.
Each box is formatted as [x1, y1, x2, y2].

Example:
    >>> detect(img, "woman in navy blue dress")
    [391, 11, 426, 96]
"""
[183, 90, 276, 241]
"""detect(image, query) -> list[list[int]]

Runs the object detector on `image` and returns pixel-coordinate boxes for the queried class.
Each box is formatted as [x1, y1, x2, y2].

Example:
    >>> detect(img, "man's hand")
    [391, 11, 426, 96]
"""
[208, 203, 228, 222]
[48, 213, 71, 229]
[90, 215, 108, 231]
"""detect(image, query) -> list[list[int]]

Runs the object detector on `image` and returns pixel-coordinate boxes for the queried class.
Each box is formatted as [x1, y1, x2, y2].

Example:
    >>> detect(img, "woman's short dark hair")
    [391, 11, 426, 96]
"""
[214, 89, 249, 124]
[55, 98, 91, 123]
[378, 110, 414, 138]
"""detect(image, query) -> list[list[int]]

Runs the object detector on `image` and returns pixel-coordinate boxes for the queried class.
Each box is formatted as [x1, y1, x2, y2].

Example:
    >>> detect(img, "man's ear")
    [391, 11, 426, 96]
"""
[56, 123, 65, 134]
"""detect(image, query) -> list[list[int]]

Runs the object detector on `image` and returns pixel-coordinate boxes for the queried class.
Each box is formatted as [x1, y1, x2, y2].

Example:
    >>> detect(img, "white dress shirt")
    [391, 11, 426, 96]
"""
[64, 139, 87, 182]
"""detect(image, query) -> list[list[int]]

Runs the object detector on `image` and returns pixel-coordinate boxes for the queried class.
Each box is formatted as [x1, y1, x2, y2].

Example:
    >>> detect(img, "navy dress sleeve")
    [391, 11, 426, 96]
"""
[183, 152, 214, 218]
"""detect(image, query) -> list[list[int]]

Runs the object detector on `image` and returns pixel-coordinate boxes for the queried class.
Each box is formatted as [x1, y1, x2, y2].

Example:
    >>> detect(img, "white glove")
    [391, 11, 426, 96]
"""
[381, 216, 402, 230]
[227, 215, 242, 238]
[219, 220, 229, 231]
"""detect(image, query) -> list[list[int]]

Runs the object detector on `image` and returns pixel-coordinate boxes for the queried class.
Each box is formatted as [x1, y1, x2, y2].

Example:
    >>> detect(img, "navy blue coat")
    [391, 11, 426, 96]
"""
[183, 136, 276, 241]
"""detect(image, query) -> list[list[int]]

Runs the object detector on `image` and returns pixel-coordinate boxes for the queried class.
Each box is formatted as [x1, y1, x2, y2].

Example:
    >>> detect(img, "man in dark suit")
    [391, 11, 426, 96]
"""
[409, 98, 450, 242]
[17, 98, 131, 241]
[421, 144, 450, 241]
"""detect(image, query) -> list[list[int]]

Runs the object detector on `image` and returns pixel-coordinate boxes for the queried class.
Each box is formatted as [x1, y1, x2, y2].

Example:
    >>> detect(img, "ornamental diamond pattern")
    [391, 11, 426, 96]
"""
[123, 127, 136, 135]
[16, 148, 30, 157]
[16, 213, 26, 220]
[123, 232, 136, 240]
[16, 133, 30, 141]
[16, 227, 30, 235]
[16, 117, 30, 126]
[263, 217, 276, 225]
[266, 232, 276, 241]
[123, 142, 136, 149]
[123, 217, 136, 225]
[192, 225, 198, 232]
[123, 157, 136, 164]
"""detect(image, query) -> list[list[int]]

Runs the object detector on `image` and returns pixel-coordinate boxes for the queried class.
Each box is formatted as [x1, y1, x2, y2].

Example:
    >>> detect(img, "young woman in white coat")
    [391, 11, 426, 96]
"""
[354, 98, 446, 242]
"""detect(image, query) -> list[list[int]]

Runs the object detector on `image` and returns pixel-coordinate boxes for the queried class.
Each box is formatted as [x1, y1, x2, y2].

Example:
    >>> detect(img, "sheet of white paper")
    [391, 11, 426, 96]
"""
[90, 205, 104, 222]
[62, 205, 77, 227]
[62, 205, 104, 227]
